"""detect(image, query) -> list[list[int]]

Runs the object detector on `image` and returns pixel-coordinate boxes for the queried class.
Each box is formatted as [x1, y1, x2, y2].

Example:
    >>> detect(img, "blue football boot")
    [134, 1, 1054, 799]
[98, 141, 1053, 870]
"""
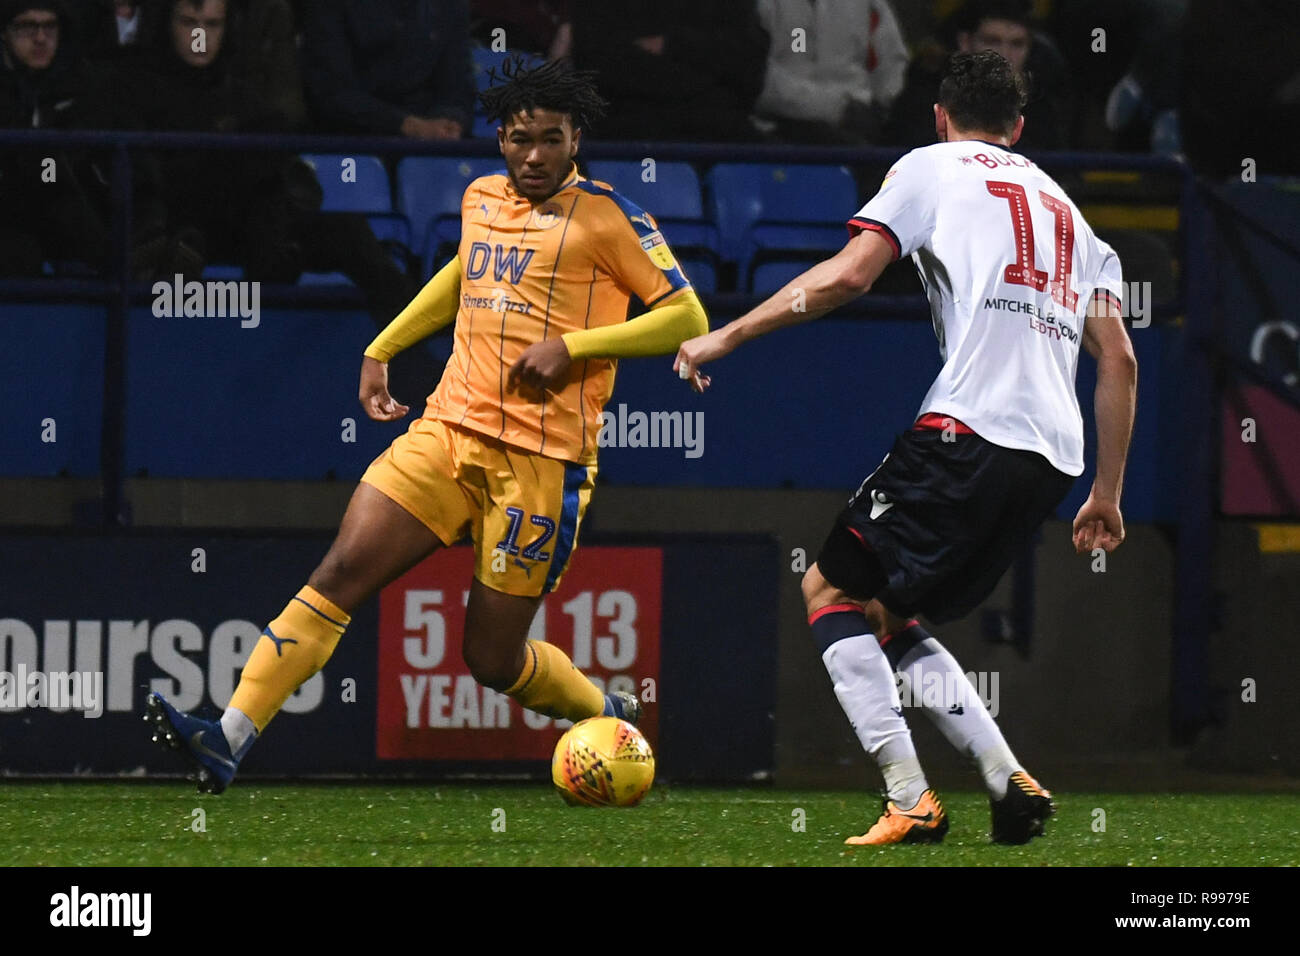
[602, 690, 642, 725]
[145, 691, 250, 794]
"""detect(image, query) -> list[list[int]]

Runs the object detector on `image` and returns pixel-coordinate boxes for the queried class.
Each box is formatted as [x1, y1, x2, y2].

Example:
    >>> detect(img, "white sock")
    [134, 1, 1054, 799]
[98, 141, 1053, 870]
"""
[219, 707, 257, 757]
[895, 636, 1020, 798]
[822, 631, 929, 807]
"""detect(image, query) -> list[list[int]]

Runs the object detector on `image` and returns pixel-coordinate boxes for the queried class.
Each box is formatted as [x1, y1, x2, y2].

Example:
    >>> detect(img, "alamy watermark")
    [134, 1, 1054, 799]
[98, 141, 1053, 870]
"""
[152, 275, 260, 328]
[0, 664, 103, 718]
[597, 403, 703, 459]
[49, 886, 150, 935]
[897, 666, 1000, 718]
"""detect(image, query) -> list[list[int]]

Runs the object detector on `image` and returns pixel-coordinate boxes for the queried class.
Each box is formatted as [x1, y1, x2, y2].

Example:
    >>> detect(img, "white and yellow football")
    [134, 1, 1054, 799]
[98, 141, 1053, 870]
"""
[551, 717, 655, 807]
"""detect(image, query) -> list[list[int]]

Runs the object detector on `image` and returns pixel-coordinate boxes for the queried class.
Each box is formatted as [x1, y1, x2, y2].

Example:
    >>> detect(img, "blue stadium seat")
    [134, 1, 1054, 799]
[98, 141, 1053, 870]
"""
[586, 159, 722, 287]
[750, 257, 823, 296]
[706, 163, 858, 277]
[300, 154, 392, 213]
[585, 160, 720, 257]
[677, 255, 718, 295]
[367, 213, 412, 255]
[397, 156, 504, 273]
[585, 160, 703, 219]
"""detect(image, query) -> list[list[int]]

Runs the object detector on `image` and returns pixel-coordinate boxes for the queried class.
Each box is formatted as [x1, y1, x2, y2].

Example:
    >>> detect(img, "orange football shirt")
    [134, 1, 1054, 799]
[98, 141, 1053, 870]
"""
[425, 164, 692, 464]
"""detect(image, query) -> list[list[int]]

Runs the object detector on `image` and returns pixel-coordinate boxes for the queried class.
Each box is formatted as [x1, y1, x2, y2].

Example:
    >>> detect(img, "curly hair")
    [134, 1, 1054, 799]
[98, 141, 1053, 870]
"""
[477, 56, 608, 132]
[937, 50, 1029, 137]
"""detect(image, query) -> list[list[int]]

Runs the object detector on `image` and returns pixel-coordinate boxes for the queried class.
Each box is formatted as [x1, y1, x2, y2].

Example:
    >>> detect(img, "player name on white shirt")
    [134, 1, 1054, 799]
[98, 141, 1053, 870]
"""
[849, 140, 1125, 476]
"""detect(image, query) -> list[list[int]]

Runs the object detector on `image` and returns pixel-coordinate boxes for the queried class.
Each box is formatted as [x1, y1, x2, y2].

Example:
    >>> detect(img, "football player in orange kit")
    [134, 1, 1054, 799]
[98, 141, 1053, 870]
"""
[146, 59, 709, 792]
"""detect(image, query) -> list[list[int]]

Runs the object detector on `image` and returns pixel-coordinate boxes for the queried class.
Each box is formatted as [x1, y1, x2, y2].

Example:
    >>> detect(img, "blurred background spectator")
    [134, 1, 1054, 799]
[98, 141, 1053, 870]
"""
[0, 0, 167, 276]
[130, 0, 416, 327]
[77, 0, 144, 61]
[1053, 0, 1185, 155]
[134, 0, 305, 130]
[571, 0, 768, 142]
[301, 0, 473, 139]
[753, 0, 908, 145]
[888, 0, 1071, 150]
[470, 0, 571, 61]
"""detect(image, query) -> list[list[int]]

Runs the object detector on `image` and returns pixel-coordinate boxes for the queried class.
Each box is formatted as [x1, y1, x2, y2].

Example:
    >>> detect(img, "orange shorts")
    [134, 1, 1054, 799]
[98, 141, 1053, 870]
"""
[361, 417, 596, 597]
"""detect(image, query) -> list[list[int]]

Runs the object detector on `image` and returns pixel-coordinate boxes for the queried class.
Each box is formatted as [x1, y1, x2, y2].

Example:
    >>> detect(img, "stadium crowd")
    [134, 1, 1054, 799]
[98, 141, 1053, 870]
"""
[1, 0, 1294, 284]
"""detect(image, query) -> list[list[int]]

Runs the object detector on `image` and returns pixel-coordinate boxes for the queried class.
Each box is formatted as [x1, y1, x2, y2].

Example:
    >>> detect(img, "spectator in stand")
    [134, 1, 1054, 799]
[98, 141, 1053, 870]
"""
[77, 1, 144, 61]
[133, 0, 306, 129]
[0, 0, 168, 276]
[1052, 0, 1185, 154]
[887, 0, 1071, 150]
[130, 0, 417, 333]
[570, 0, 768, 142]
[301, 0, 473, 139]
[470, 0, 571, 60]
[752, 0, 908, 145]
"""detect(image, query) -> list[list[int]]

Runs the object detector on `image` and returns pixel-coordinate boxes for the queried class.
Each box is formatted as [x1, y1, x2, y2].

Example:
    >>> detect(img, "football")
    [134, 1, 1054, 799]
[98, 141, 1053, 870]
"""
[551, 717, 655, 807]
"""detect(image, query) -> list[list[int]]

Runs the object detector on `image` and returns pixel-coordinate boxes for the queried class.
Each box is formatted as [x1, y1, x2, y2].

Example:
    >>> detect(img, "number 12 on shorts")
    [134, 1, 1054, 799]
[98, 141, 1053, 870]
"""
[497, 506, 556, 562]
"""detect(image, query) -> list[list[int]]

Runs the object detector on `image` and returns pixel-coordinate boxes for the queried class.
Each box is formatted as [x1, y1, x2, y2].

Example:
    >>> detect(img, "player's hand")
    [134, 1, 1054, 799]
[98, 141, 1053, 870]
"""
[1072, 491, 1125, 554]
[508, 338, 572, 395]
[401, 115, 459, 140]
[359, 356, 410, 422]
[673, 329, 731, 393]
[428, 117, 463, 139]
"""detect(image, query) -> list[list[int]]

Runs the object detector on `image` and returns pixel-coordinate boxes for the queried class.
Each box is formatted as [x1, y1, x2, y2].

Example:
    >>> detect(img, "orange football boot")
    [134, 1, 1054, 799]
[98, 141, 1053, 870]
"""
[846, 789, 950, 845]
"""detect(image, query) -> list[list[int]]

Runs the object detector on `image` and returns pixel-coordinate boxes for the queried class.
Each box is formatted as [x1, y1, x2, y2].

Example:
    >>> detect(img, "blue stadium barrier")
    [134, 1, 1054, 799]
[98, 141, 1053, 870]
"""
[123, 307, 433, 479]
[0, 305, 105, 478]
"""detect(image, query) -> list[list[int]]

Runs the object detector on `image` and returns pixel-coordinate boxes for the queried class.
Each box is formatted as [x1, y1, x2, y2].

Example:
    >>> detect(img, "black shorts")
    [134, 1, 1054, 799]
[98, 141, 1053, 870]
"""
[816, 426, 1075, 624]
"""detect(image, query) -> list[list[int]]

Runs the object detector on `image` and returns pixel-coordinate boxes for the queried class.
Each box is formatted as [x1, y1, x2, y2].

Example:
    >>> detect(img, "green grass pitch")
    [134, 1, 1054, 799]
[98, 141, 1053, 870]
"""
[3, 782, 1297, 866]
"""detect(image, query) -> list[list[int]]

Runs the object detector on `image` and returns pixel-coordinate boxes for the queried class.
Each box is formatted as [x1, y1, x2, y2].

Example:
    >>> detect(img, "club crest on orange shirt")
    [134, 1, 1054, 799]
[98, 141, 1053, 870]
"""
[531, 201, 564, 230]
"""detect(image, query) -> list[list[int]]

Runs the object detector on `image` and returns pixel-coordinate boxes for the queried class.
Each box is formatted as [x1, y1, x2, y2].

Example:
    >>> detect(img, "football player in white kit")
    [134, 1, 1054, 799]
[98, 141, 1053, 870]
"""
[675, 51, 1137, 845]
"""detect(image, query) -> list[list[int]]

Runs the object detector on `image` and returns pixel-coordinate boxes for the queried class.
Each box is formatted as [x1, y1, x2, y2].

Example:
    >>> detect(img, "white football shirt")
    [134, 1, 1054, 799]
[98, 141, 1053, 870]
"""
[849, 140, 1124, 476]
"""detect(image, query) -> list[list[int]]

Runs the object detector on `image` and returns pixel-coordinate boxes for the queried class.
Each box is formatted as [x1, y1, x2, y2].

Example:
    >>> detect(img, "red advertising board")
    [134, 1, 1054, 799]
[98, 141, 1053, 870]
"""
[376, 547, 661, 760]
[1221, 384, 1300, 516]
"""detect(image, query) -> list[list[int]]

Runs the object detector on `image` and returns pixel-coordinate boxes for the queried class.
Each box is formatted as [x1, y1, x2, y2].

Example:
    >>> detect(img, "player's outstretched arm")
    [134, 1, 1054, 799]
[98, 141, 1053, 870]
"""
[363, 256, 462, 363]
[358, 257, 462, 421]
[1074, 296, 1137, 554]
[507, 289, 709, 393]
[673, 229, 894, 391]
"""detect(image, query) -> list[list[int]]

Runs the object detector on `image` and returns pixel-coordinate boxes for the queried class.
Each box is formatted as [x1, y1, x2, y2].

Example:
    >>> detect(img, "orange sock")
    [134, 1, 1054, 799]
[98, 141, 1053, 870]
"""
[504, 640, 604, 722]
[228, 586, 349, 731]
